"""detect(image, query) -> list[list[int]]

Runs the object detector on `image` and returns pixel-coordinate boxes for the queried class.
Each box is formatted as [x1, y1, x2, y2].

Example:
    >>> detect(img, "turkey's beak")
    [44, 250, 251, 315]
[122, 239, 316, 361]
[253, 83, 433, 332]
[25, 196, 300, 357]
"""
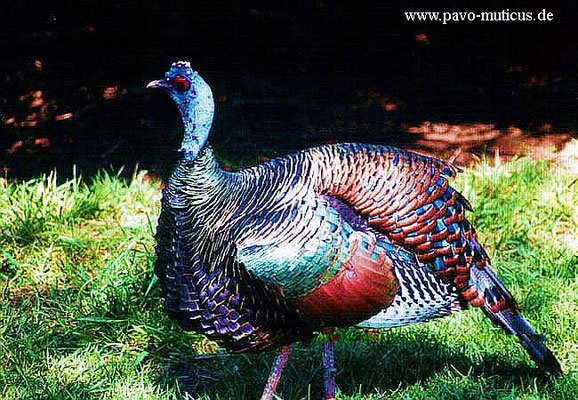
[146, 80, 170, 90]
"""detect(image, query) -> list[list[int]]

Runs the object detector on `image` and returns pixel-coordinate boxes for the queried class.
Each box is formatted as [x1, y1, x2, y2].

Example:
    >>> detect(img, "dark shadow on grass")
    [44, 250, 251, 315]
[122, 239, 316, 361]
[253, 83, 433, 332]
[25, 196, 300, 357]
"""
[154, 339, 554, 400]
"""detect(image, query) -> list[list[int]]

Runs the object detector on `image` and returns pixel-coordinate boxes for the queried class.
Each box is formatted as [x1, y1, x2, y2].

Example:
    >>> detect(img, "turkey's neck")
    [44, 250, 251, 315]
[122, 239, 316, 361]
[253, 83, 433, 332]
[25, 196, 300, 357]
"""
[178, 79, 214, 162]
[167, 146, 239, 232]
[168, 145, 231, 205]
[171, 145, 225, 189]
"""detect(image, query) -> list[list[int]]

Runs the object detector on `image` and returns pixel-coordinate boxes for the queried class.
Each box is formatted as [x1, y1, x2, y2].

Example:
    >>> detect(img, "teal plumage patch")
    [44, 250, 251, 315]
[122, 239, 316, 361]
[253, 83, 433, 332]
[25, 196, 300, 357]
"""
[237, 198, 352, 298]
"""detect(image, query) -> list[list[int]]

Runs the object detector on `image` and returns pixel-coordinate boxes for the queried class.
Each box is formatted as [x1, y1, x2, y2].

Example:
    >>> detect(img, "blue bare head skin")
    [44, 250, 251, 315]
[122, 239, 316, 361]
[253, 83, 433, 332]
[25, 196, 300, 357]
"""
[146, 61, 214, 163]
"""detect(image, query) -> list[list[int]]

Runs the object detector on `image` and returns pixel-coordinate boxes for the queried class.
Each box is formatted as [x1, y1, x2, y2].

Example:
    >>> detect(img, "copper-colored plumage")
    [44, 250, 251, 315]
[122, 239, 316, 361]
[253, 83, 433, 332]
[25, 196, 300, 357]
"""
[297, 234, 398, 325]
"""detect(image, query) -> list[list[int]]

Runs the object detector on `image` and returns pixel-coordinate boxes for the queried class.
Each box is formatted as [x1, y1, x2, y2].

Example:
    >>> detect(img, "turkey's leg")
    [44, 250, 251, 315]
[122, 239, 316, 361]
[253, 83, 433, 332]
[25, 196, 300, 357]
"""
[261, 345, 293, 400]
[322, 331, 337, 400]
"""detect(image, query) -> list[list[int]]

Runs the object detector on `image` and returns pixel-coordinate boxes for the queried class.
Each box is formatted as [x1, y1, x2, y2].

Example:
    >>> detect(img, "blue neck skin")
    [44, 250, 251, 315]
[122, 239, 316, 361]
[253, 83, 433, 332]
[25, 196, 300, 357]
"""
[176, 75, 214, 164]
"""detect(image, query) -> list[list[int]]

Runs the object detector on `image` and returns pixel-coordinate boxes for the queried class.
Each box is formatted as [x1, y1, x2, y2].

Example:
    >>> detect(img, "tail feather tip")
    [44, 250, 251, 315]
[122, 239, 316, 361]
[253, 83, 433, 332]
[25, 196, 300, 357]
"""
[520, 340, 563, 376]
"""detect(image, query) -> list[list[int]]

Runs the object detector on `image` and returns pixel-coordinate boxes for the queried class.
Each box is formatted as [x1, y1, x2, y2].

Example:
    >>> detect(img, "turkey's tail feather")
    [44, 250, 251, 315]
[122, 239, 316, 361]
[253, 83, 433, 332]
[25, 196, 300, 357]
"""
[485, 307, 562, 375]
[470, 265, 562, 375]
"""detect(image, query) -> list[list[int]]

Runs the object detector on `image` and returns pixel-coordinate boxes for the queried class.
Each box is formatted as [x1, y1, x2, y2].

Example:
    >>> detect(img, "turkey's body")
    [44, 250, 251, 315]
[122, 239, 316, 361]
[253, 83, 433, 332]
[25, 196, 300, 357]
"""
[155, 143, 475, 352]
[149, 62, 561, 400]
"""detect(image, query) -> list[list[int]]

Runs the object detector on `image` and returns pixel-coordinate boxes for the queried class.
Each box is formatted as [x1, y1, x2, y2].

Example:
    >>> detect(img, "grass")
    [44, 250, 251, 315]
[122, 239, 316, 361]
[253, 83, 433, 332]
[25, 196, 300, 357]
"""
[0, 155, 576, 400]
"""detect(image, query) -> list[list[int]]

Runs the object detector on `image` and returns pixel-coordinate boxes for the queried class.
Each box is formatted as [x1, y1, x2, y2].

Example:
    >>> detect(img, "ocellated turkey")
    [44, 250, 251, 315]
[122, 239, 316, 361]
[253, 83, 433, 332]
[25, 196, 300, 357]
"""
[147, 61, 562, 400]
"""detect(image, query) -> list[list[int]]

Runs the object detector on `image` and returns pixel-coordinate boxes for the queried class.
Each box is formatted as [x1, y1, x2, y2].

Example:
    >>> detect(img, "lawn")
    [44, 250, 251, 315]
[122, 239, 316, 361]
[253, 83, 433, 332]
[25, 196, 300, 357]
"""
[0, 152, 576, 400]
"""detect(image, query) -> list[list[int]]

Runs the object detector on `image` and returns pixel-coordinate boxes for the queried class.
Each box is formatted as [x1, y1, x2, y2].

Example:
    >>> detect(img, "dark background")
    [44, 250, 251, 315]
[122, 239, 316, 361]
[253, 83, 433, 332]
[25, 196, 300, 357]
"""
[1, 0, 575, 179]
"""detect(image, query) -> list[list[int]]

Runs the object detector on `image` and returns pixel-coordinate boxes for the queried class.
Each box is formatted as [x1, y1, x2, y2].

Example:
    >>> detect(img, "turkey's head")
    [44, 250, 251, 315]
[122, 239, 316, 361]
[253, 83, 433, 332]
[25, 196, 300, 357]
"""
[147, 61, 214, 163]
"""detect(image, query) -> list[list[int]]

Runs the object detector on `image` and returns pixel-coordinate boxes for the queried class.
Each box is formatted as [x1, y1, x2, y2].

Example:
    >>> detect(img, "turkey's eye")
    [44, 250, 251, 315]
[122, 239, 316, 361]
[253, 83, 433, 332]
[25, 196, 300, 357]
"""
[173, 75, 190, 93]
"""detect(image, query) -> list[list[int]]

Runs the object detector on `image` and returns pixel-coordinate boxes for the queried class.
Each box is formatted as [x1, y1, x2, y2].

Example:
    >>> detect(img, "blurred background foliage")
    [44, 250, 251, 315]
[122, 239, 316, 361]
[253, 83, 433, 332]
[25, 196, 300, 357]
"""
[0, 0, 575, 179]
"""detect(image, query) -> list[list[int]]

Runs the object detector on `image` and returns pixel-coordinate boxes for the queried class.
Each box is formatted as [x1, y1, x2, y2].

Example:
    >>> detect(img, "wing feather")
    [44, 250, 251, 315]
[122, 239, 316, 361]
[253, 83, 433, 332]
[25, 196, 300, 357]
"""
[305, 143, 489, 305]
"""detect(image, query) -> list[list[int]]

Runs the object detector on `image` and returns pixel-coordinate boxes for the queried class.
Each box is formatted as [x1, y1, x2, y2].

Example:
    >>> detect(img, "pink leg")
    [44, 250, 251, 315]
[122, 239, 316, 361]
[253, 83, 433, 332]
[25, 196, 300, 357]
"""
[261, 345, 293, 400]
[323, 338, 337, 400]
